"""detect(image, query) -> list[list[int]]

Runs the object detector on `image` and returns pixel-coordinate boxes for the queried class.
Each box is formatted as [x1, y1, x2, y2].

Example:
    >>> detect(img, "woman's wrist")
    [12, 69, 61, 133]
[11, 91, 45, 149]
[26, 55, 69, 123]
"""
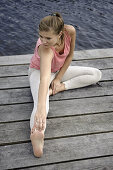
[55, 74, 62, 82]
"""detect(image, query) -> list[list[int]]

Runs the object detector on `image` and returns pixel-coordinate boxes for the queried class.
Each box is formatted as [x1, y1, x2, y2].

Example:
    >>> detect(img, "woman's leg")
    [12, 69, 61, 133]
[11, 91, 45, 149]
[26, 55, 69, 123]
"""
[61, 66, 102, 90]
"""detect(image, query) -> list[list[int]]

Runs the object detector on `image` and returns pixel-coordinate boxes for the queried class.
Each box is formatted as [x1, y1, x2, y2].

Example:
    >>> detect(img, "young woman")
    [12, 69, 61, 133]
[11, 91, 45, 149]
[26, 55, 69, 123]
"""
[28, 12, 102, 157]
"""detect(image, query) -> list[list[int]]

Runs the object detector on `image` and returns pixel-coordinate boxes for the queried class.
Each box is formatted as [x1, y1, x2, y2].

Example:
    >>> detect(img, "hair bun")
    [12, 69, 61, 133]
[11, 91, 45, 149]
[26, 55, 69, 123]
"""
[51, 12, 62, 18]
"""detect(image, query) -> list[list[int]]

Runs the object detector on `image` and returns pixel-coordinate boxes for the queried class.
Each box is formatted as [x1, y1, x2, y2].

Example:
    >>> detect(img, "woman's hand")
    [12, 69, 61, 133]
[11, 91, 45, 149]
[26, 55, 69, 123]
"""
[51, 78, 61, 95]
[33, 108, 46, 132]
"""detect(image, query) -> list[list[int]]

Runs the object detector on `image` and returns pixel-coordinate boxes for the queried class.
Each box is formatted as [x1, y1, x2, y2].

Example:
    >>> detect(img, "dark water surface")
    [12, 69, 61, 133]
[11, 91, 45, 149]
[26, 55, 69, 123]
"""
[0, 0, 113, 56]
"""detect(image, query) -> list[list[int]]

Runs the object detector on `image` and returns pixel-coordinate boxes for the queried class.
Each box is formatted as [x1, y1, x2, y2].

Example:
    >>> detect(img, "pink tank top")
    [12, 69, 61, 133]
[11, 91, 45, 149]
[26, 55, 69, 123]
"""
[29, 30, 71, 72]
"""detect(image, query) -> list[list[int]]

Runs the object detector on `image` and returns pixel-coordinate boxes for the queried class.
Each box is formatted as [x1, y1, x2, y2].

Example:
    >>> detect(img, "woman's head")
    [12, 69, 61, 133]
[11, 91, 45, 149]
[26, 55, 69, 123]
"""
[38, 12, 64, 47]
[39, 12, 64, 35]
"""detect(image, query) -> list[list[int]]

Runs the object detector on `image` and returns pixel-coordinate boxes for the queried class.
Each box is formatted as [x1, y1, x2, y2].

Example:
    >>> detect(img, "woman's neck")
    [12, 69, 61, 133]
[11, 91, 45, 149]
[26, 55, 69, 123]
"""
[55, 32, 64, 46]
[56, 37, 62, 46]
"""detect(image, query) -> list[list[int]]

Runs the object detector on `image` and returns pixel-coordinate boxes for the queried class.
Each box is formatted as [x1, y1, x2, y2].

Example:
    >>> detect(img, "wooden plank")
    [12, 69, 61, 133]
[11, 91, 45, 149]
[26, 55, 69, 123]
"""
[0, 76, 29, 89]
[73, 48, 113, 60]
[0, 54, 32, 65]
[0, 49, 113, 66]
[0, 103, 32, 123]
[0, 132, 113, 169]
[102, 69, 113, 81]
[0, 95, 113, 123]
[71, 57, 113, 69]
[20, 156, 113, 170]
[0, 58, 113, 77]
[0, 69, 112, 89]
[50, 81, 113, 101]
[0, 81, 113, 105]
[49, 95, 113, 118]
[1, 112, 113, 145]
[0, 65, 29, 77]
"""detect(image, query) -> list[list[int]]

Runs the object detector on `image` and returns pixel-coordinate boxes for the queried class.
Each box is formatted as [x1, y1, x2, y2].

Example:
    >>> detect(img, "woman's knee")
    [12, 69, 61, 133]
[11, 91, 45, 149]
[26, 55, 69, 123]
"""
[93, 68, 102, 82]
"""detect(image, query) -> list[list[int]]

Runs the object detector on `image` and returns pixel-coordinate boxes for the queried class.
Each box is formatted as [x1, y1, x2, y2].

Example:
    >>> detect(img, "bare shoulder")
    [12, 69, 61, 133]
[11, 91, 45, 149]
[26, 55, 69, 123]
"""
[38, 44, 54, 58]
[64, 24, 76, 37]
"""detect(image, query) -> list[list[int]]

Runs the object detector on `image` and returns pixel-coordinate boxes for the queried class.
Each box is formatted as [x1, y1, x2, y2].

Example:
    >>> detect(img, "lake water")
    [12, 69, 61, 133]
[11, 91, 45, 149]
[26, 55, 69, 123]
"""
[0, 0, 113, 56]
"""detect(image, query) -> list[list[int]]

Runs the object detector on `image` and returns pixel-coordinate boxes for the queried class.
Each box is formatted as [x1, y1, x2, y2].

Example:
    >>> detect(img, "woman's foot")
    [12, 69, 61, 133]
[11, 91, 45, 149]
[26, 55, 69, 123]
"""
[30, 129, 44, 158]
[49, 83, 66, 96]
[49, 87, 53, 96]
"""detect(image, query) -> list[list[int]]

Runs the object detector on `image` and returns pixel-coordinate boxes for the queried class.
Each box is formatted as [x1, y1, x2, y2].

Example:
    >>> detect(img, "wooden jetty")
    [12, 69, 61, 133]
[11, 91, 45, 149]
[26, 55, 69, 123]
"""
[0, 48, 113, 170]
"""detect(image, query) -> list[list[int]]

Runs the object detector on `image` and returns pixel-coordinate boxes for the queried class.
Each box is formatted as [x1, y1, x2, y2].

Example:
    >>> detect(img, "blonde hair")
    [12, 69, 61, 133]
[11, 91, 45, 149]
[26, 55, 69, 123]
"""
[39, 12, 64, 36]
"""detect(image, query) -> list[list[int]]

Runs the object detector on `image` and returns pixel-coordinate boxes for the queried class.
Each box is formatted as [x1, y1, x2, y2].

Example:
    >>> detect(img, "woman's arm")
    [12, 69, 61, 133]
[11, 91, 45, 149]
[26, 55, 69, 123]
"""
[55, 25, 76, 81]
[38, 45, 53, 108]
[34, 45, 53, 131]
[51, 25, 76, 94]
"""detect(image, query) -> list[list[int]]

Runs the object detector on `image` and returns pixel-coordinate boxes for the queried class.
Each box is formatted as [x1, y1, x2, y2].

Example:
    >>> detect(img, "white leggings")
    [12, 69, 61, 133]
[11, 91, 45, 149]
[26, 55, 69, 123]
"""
[28, 66, 102, 130]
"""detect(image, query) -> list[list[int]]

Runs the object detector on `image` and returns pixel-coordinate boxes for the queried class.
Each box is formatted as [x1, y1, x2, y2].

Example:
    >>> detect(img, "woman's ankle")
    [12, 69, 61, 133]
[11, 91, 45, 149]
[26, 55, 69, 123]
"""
[62, 83, 67, 90]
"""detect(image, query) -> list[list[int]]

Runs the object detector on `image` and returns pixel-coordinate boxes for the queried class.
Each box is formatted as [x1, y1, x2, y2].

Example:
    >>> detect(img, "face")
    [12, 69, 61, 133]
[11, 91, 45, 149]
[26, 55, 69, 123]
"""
[39, 29, 61, 48]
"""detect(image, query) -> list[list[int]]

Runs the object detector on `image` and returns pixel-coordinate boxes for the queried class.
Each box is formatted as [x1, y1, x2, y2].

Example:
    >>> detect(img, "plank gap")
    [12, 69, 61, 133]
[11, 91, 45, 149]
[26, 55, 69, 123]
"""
[101, 67, 113, 70]
[0, 102, 33, 106]
[0, 119, 30, 124]
[0, 63, 29, 67]
[0, 75, 28, 78]
[0, 86, 30, 91]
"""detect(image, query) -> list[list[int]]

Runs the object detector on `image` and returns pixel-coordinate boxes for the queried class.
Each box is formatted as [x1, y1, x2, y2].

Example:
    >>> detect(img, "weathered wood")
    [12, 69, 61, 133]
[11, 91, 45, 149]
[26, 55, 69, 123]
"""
[20, 156, 113, 170]
[0, 103, 32, 123]
[0, 49, 113, 66]
[71, 57, 113, 69]
[0, 81, 113, 105]
[1, 112, 113, 145]
[0, 69, 113, 89]
[0, 54, 32, 65]
[0, 95, 113, 123]
[102, 68, 113, 81]
[0, 49, 113, 170]
[0, 88, 32, 105]
[0, 132, 113, 169]
[0, 76, 29, 89]
[49, 95, 113, 118]
[73, 48, 113, 60]
[50, 81, 113, 101]
[0, 58, 113, 77]
[0, 65, 29, 77]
